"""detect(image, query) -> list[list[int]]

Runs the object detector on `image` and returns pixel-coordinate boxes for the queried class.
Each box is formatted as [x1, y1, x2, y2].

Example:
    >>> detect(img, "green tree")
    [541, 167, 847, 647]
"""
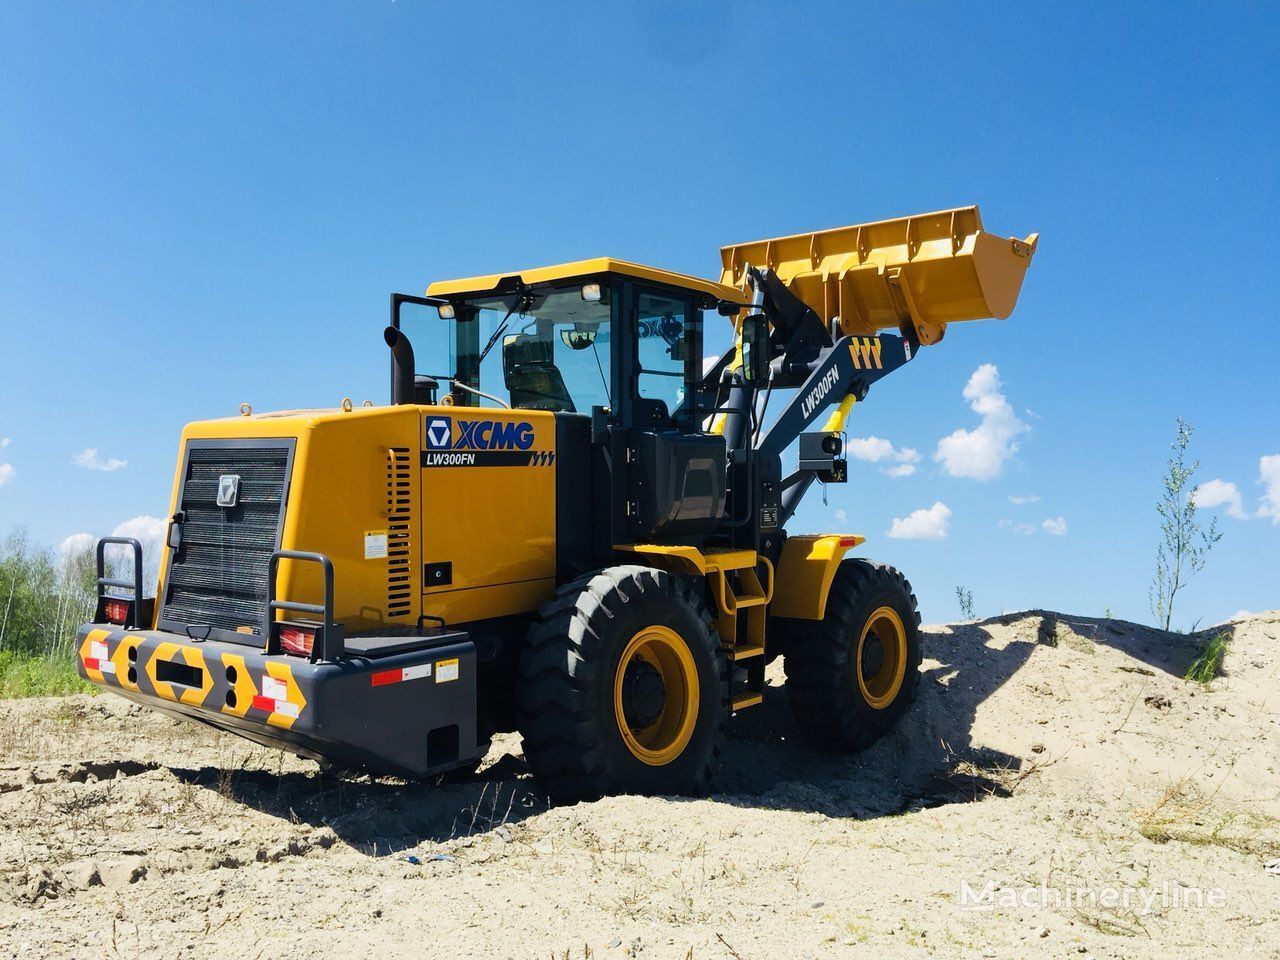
[1149, 419, 1221, 631]
[0, 528, 96, 659]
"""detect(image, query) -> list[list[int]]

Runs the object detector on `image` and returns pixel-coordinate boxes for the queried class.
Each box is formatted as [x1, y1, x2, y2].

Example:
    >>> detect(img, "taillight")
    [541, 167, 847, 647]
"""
[279, 625, 315, 658]
[104, 599, 130, 625]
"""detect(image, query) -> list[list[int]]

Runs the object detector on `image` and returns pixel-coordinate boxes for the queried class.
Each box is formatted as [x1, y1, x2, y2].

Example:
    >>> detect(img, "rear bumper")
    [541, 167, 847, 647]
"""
[75, 624, 484, 778]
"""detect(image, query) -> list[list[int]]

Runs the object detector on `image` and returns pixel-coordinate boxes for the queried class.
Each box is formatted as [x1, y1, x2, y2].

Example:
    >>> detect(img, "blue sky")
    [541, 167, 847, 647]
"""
[1, 2, 1276, 627]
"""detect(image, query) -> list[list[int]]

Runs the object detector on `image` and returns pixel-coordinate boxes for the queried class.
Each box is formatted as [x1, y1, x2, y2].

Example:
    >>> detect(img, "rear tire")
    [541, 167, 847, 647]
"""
[784, 559, 922, 750]
[516, 565, 728, 803]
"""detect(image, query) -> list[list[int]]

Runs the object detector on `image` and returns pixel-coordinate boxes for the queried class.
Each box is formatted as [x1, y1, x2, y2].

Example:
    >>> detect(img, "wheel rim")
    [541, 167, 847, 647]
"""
[613, 625, 699, 765]
[855, 606, 907, 709]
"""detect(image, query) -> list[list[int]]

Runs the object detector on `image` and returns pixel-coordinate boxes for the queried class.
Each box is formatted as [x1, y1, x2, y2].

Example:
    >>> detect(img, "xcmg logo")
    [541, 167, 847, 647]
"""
[424, 416, 535, 451]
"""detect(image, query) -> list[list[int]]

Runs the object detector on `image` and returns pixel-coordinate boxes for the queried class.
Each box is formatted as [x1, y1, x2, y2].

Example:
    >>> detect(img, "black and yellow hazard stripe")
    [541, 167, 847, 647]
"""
[74, 625, 306, 729]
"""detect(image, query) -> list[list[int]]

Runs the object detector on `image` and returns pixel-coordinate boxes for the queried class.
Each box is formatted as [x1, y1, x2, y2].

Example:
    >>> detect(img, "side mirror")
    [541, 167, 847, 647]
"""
[739, 312, 771, 386]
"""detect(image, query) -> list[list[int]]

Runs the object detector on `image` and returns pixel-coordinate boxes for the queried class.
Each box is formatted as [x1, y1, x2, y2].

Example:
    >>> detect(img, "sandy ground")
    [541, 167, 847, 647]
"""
[2, 610, 1279, 960]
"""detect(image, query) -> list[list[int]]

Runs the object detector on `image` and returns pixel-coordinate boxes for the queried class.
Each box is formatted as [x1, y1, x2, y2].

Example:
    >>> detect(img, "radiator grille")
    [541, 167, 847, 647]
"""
[161, 442, 291, 638]
[386, 447, 413, 618]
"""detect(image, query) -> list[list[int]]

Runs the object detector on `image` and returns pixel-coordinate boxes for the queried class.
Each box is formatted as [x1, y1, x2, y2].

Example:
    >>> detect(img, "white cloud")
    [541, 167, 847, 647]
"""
[0, 463, 12, 487]
[1192, 479, 1246, 520]
[112, 515, 166, 556]
[834, 508, 848, 522]
[847, 437, 893, 461]
[1014, 522, 1037, 536]
[888, 501, 951, 540]
[933, 364, 1028, 480]
[1009, 493, 1041, 505]
[73, 448, 127, 472]
[1042, 516, 1068, 536]
[59, 532, 96, 558]
[847, 436, 920, 477]
[1, 437, 10, 447]
[1258, 455, 1280, 524]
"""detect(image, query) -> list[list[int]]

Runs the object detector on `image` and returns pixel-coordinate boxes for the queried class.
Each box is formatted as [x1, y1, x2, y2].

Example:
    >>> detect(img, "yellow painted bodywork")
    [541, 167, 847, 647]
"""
[165, 406, 422, 635]
[427, 256, 742, 304]
[159, 403, 557, 637]
[420, 409, 557, 623]
[770, 534, 865, 620]
[719, 205, 1037, 346]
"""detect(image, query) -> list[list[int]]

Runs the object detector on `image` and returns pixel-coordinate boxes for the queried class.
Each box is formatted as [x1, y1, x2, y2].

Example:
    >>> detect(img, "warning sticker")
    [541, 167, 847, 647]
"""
[435, 658, 459, 683]
[364, 530, 389, 560]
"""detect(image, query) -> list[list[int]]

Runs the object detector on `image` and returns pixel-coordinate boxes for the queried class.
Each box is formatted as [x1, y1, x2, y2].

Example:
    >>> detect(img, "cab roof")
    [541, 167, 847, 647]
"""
[425, 257, 743, 304]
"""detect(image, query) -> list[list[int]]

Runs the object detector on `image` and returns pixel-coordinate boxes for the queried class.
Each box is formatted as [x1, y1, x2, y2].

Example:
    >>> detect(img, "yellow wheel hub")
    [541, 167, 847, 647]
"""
[613, 625, 699, 765]
[855, 606, 907, 710]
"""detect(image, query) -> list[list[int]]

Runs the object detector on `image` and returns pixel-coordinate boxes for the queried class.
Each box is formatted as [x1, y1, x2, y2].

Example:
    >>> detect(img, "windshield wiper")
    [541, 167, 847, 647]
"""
[476, 284, 535, 369]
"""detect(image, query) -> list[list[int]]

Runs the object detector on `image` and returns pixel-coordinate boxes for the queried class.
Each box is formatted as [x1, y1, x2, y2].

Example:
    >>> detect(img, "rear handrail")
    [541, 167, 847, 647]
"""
[95, 537, 146, 628]
[266, 549, 344, 662]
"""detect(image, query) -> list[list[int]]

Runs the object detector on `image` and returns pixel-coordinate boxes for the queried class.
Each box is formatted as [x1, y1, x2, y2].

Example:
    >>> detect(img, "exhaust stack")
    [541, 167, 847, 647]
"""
[384, 326, 415, 406]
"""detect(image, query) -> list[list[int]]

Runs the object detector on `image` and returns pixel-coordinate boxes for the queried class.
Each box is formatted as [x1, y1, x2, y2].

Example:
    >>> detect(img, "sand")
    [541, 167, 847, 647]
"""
[2, 610, 1278, 959]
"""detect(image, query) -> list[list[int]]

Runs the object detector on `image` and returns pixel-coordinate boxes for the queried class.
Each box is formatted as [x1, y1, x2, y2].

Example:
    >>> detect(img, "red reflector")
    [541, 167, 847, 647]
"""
[371, 669, 401, 686]
[279, 626, 315, 657]
[104, 599, 129, 624]
[838, 537, 859, 547]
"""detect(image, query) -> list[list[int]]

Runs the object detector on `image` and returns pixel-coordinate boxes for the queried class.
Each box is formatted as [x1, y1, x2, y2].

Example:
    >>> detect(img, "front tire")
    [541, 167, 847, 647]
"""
[784, 559, 922, 750]
[516, 566, 728, 803]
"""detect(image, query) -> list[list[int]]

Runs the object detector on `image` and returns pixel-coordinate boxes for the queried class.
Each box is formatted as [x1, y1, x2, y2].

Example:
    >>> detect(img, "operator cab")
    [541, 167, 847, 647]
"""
[389, 259, 746, 550]
[394, 258, 741, 423]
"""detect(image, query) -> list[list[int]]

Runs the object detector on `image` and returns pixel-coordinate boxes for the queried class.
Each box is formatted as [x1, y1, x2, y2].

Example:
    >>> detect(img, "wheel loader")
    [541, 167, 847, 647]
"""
[76, 206, 1037, 801]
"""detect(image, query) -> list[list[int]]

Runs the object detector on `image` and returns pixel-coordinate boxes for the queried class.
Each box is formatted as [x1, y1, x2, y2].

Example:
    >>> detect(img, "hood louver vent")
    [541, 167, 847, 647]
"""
[386, 447, 413, 618]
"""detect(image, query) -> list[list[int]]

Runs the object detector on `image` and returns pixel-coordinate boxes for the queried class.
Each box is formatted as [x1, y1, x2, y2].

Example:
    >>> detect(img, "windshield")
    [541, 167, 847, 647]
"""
[403, 283, 612, 413]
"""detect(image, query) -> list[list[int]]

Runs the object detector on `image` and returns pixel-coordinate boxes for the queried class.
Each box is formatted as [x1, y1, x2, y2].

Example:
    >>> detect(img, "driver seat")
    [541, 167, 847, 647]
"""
[502, 336, 576, 412]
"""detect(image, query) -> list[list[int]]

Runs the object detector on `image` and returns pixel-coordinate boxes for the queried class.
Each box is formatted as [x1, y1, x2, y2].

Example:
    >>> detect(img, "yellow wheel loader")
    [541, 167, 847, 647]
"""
[77, 206, 1036, 802]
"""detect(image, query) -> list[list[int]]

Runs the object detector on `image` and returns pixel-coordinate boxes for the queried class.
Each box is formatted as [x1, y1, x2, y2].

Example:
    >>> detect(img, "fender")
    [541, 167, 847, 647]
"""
[770, 534, 864, 620]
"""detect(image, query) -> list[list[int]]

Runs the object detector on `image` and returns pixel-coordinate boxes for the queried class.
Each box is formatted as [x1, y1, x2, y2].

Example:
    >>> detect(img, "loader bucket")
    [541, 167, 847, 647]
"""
[719, 206, 1037, 345]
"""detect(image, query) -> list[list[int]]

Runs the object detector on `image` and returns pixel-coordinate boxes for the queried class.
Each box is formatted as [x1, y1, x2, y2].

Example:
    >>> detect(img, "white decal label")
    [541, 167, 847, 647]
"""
[435, 658, 459, 683]
[90, 640, 109, 662]
[402, 663, 432, 681]
[261, 675, 288, 701]
[364, 530, 389, 560]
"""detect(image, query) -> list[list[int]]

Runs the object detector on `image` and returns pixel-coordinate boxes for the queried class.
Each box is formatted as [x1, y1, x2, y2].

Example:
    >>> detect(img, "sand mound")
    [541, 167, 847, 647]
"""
[1, 611, 1278, 958]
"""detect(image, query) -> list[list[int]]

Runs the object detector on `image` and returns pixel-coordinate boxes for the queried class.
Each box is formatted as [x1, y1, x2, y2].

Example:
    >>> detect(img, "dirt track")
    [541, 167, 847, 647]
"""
[2, 611, 1279, 959]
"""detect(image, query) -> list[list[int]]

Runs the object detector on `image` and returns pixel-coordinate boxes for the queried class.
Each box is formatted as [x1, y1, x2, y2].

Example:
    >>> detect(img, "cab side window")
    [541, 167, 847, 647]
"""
[635, 291, 698, 425]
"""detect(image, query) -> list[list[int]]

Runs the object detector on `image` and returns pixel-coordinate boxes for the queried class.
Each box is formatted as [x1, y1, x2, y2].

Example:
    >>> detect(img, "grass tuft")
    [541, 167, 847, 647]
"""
[0, 651, 95, 699]
[1184, 632, 1229, 686]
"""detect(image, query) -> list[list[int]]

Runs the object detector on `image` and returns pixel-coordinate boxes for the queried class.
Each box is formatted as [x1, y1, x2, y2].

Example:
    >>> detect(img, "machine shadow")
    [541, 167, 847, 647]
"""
[710, 619, 1033, 818]
[169, 753, 551, 856]
[171, 612, 1216, 850]
[713, 611, 1224, 817]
